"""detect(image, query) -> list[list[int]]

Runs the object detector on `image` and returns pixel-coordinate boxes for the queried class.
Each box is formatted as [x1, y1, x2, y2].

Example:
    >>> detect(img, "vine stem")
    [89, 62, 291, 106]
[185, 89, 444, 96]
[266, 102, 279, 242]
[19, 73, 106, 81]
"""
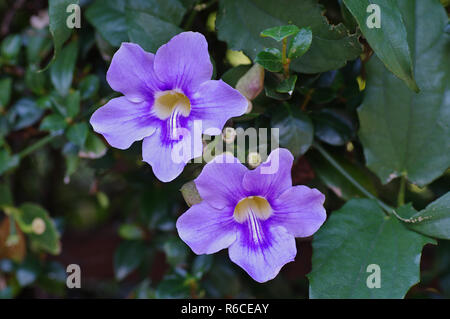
[17, 133, 59, 159]
[313, 142, 393, 214]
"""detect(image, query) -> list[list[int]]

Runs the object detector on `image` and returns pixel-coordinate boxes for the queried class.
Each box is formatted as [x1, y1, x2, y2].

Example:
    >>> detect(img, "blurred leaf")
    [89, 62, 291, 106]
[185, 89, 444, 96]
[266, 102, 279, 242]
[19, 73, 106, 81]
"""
[312, 109, 355, 146]
[1, 34, 21, 63]
[271, 106, 313, 157]
[48, 0, 79, 63]
[25, 66, 47, 95]
[50, 40, 78, 97]
[398, 192, 450, 240]
[162, 238, 189, 267]
[192, 255, 213, 279]
[78, 132, 107, 159]
[358, 0, 449, 186]
[14, 203, 61, 255]
[39, 114, 67, 133]
[114, 240, 146, 280]
[0, 183, 13, 206]
[66, 122, 88, 148]
[216, 0, 362, 73]
[65, 90, 80, 118]
[24, 28, 52, 66]
[288, 27, 312, 59]
[0, 149, 19, 175]
[0, 77, 12, 108]
[309, 199, 435, 298]
[16, 256, 41, 287]
[118, 224, 144, 240]
[79, 75, 100, 100]
[7, 98, 44, 131]
[255, 48, 282, 72]
[156, 274, 190, 298]
[260, 25, 300, 41]
[342, 0, 418, 92]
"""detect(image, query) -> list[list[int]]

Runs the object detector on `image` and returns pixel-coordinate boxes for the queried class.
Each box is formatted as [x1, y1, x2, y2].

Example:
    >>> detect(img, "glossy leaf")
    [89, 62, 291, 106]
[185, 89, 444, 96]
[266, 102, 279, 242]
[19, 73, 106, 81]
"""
[114, 240, 146, 280]
[50, 41, 78, 97]
[309, 199, 435, 298]
[342, 0, 418, 92]
[260, 25, 300, 41]
[288, 27, 312, 59]
[66, 122, 88, 148]
[358, 0, 450, 186]
[255, 48, 282, 72]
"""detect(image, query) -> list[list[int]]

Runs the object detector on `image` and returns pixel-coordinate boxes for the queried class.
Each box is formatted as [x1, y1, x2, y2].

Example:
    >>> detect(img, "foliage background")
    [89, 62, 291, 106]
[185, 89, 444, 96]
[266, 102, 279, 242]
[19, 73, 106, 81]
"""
[0, 0, 449, 298]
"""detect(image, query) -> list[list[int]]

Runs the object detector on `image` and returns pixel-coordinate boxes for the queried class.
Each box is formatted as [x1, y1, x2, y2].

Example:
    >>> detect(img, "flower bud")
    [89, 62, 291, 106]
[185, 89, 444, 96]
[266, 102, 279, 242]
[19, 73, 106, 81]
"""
[236, 64, 265, 101]
[180, 181, 202, 207]
[247, 152, 262, 168]
[31, 217, 46, 235]
[222, 127, 237, 144]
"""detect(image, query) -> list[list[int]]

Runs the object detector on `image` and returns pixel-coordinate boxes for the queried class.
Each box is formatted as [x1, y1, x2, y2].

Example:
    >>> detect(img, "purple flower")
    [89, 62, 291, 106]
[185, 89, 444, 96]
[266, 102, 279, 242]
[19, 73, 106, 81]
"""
[90, 32, 247, 182]
[176, 148, 326, 283]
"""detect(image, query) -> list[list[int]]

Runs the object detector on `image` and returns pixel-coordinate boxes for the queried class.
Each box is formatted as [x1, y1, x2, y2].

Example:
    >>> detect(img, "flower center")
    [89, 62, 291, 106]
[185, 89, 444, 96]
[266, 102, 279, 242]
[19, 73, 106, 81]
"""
[153, 90, 191, 120]
[233, 196, 272, 223]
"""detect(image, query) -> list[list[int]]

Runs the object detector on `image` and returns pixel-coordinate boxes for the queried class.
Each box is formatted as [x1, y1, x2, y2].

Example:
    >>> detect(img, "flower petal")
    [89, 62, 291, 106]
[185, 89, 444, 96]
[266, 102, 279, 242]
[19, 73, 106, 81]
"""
[195, 154, 248, 210]
[229, 224, 296, 283]
[107, 43, 162, 101]
[90, 97, 156, 149]
[242, 148, 293, 201]
[142, 127, 202, 182]
[153, 32, 213, 94]
[190, 80, 247, 130]
[272, 186, 326, 237]
[176, 202, 237, 255]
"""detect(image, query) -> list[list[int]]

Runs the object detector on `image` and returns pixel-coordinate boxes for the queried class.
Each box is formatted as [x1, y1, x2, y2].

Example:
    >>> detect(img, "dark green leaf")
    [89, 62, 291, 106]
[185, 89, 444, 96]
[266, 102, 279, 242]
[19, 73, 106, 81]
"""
[260, 25, 300, 41]
[78, 132, 107, 159]
[0, 77, 12, 108]
[7, 98, 44, 131]
[309, 199, 435, 298]
[276, 75, 297, 94]
[66, 91, 80, 118]
[50, 40, 78, 96]
[342, 0, 418, 92]
[0, 183, 13, 206]
[216, 0, 362, 73]
[312, 108, 355, 146]
[255, 48, 282, 72]
[0, 149, 19, 175]
[398, 192, 450, 240]
[358, 0, 449, 186]
[114, 240, 146, 280]
[48, 0, 79, 63]
[39, 114, 67, 133]
[118, 224, 145, 240]
[156, 274, 190, 298]
[192, 255, 213, 279]
[79, 75, 100, 100]
[66, 122, 88, 148]
[162, 238, 189, 267]
[271, 107, 313, 157]
[25, 66, 47, 95]
[288, 27, 312, 59]
[1, 34, 21, 62]
[16, 257, 41, 287]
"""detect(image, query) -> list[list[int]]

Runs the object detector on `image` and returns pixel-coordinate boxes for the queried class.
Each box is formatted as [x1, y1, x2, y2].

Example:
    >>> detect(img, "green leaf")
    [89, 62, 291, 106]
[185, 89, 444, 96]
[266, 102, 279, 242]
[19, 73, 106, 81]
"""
[0, 183, 13, 206]
[16, 257, 41, 287]
[312, 108, 355, 146]
[192, 255, 213, 279]
[50, 40, 78, 97]
[15, 203, 61, 255]
[79, 75, 100, 100]
[118, 224, 144, 240]
[78, 132, 107, 159]
[288, 27, 312, 59]
[66, 122, 88, 148]
[260, 25, 300, 41]
[216, 0, 362, 73]
[398, 192, 450, 240]
[0, 149, 19, 175]
[271, 107, 313, 157]
[24, 28, 52, 66]
[114, 240, 146, 280]
[7, 98, 44, 131]
[0, 77, 12, 108]
[162, 238, 189, 267]
[65, 90, 80, 118]
[308, 199, 435, 298]
[254, 48, 282, 72]
[25, 66, 47, 95]
[1, 34, 21, 62]
[156, 274, 190, 298]
[39, 114, 67, 133]
[48, 0, 79, 63]
[86, 0, 186, 52]
[276, 75, 297, 94]
[358, 0, 449, 186]
[342, 0, 418, 92]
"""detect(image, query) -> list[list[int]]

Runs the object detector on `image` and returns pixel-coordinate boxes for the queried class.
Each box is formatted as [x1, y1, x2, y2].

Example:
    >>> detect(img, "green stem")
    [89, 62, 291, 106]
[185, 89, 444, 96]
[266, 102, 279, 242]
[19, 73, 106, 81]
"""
[397, 175, 406, 207]
[281, 38, 290, 78]
[313, 142, 393, 214]
[17, 133, 59, 159]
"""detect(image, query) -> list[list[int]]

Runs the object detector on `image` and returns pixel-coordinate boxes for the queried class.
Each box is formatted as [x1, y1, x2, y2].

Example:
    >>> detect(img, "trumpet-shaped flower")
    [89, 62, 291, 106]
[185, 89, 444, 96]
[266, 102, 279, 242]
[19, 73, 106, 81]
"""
[90, 32, 247, 182]
[176, 148, 326, 283]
